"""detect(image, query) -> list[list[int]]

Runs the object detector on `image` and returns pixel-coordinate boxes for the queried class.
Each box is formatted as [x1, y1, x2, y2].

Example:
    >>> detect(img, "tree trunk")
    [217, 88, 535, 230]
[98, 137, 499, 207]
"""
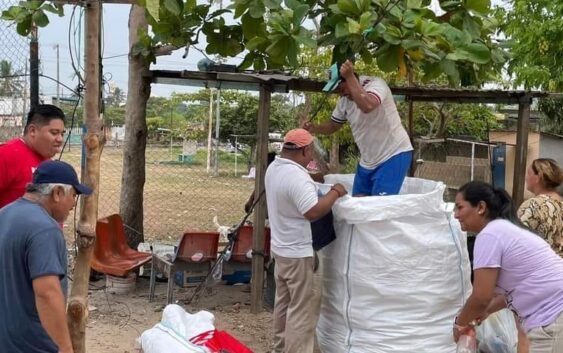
[120, 5, 150, 249]
[67, 2, 104, 352]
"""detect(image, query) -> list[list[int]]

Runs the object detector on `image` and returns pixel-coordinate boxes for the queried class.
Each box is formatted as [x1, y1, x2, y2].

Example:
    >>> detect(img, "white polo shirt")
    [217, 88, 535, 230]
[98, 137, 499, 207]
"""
[331, 76, 413, 169]
[265, 157, 318, 258]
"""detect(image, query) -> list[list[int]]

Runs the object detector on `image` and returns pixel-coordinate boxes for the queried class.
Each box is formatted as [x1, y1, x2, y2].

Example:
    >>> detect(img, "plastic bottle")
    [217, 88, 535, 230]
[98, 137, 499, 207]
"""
[457, 326, 477, 353]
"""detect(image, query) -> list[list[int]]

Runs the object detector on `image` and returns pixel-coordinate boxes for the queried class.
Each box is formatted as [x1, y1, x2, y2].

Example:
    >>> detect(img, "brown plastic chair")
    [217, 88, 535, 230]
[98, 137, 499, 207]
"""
[91, 215, 151, 278]
[149, 231, 219, 304]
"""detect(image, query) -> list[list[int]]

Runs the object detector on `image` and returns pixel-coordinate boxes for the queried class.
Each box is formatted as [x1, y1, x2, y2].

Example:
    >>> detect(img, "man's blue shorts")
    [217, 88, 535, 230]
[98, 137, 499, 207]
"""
[352, 151, 413, 196]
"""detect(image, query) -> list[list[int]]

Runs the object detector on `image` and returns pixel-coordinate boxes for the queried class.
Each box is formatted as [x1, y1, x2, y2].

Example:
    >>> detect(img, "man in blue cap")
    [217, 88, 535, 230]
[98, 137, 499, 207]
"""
[0, 160, 92, 353]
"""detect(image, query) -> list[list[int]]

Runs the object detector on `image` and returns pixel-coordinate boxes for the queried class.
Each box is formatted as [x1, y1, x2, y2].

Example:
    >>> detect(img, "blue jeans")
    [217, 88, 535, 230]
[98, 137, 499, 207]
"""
[352, 151, 412, 196]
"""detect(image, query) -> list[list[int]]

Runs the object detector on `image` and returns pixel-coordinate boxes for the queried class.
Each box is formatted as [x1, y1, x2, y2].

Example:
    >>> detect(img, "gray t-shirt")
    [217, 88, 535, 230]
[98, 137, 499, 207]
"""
[0, 198, 68, 353]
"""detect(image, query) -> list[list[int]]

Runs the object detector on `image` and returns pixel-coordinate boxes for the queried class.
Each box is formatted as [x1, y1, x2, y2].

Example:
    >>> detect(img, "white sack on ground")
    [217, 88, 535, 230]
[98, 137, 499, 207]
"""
[318, 176, 472, 353]
[139, 304, 214, 353]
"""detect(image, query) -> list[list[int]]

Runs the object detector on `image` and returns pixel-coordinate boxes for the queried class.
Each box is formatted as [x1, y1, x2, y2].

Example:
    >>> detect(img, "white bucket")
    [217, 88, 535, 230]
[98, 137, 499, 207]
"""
[106, 273, 136, 294]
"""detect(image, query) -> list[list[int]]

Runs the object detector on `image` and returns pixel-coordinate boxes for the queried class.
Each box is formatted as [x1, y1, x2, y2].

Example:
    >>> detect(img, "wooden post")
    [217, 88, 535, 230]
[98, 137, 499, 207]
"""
[407, 97, 415, 177]
[30, 25, 39, 109]
[67, 1, 104, 352]
[512, 95, 531, 207]
[250, 84, 271, 313]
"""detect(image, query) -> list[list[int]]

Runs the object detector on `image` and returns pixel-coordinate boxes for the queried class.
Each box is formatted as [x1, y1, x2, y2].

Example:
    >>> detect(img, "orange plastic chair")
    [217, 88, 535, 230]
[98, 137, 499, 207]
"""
[149, 231, 219, 304]
[231, 225, 271, 263]
[91, 215, 151, 277]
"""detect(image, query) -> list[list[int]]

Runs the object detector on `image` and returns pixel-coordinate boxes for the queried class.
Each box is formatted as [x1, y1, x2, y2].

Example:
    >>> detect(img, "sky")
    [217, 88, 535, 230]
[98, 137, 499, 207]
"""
[38, 3, 214, 100]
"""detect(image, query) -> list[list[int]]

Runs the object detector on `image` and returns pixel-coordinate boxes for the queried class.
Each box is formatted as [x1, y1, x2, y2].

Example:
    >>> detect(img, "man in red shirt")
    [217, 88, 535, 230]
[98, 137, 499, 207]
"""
[0, 104, 66, 208]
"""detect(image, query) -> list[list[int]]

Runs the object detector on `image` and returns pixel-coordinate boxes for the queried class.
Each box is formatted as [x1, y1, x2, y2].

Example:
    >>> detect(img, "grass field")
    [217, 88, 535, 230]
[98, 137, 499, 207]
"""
[61, 145, 256, 244]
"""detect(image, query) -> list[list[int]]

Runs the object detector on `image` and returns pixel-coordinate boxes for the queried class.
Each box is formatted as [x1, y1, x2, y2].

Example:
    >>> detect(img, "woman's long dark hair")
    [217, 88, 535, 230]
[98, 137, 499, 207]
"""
[458, 181, 521, 225]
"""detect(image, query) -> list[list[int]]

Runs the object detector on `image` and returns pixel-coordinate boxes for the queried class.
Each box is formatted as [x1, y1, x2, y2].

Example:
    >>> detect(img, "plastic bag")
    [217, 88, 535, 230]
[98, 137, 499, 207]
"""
[457, 327, 477, 353]
[476, 309, 518, 353]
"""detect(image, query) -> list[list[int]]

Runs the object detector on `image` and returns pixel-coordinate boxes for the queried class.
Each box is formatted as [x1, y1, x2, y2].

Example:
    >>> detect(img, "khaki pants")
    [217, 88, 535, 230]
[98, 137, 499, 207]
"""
[272, 254, 316, 353]
[528, 312, 563, 353]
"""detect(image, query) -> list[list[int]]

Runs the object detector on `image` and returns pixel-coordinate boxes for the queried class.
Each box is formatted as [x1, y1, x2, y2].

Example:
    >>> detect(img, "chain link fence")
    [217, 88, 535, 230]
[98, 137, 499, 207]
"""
[0, 0, 29, 140]
[60, 129, 255, 244]
[413, 138, 494, 202]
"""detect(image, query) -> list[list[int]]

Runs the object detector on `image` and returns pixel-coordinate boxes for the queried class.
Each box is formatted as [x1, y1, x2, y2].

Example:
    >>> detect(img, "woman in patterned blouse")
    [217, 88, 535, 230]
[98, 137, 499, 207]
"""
[518, 158, 563, 256]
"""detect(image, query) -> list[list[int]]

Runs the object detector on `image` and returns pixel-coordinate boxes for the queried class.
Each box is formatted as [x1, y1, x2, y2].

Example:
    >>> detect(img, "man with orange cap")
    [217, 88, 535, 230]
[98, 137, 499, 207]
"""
[304, 60, 413, 196]
[265, 128, 347, 353]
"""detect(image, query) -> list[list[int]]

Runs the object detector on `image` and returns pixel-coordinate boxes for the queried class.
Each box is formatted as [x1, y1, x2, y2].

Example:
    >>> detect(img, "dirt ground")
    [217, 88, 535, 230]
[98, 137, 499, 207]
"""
[85, 276, 274, 353]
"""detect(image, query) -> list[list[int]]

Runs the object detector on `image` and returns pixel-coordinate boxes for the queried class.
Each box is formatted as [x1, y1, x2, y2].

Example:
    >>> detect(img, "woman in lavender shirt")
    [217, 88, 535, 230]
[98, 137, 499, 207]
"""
[453, 181, 563, 353]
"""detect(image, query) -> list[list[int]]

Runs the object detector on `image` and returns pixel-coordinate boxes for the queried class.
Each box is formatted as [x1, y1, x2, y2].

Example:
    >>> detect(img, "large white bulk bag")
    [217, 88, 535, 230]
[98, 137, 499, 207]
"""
[318, 176, 472, 353]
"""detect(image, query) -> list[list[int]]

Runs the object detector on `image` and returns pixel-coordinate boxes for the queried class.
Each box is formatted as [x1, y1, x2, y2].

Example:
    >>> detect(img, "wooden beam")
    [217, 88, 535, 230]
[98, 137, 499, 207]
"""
[250, 84, 271, 314]
[512, 96, 531, 207]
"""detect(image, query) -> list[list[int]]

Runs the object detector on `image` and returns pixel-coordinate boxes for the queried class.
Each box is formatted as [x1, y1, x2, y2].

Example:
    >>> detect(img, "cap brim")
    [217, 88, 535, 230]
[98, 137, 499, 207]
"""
[322, 77, 341, 92]
[74, 184, 93, 195]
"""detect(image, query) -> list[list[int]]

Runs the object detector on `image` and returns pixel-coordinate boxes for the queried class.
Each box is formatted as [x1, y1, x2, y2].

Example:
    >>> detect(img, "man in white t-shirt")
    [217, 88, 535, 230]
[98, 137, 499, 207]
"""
[304, 60, 413, 196]
[265, 128, 347, 353]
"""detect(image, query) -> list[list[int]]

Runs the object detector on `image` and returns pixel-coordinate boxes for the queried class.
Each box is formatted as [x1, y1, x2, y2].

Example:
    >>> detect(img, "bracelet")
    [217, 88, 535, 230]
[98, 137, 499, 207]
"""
[330, 187, 342, 197]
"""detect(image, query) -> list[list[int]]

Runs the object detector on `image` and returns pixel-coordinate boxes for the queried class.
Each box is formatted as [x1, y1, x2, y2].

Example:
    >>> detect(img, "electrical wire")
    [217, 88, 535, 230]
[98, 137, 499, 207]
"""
[68, 5, 84, 84]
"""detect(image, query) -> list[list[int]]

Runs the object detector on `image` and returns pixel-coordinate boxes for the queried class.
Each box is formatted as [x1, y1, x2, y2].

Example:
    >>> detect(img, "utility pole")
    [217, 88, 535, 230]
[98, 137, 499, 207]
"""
[29, 25, 39, 109]
[55, 44, 60, 103]
[206, 88, 214, 173]
[213, 89, 221, 177]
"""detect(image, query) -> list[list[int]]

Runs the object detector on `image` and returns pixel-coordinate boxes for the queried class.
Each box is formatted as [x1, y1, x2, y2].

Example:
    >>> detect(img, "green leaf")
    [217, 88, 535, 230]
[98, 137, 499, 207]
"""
[209, 9, 231, 18]
[248, 0, 266, 18]
[1, 6, 21, 20]
[287, 38, 298, 67]
[186, 0, 197, 11]
[246, 36, 267, 50]
[337, 0, 360, 15]
[465, 0, 490, 14]
[407, 0, 422, 8]
[402, 10, 419, 29]
[401, 39, 423, 50]
[382, 25, 402, 45]
[266, 37, 289, 60]
[440, 0, 461, 10]
[439, 59, 460, 85]
[294, 32, 316, 48]
[32, 10, 49, 27]
[420, 21, 442, 36]
[284, 0, 301, 10]
[41, 4, 59, 15]
[16, 15, 32, 36]
[359, 11, 374, 29]
[376, 44, 401, 72]
[234, 4, 247, 18]
[448, 43, 491, 64]
[347, 18, 361, 34]
[239, 53, 256, 70]
[462, 15, 480, 39]
[264, 0, 282, 10]
[335, 22, 349, 38]
[146, 0, 160, 21]
[292, 4, 309, 28]
[254, 57, 266, 71]
[242, 13, 266, 39]
[164, 0, 182, 16]
[24, 1, 42, 11]
[359, 48, 373, 64]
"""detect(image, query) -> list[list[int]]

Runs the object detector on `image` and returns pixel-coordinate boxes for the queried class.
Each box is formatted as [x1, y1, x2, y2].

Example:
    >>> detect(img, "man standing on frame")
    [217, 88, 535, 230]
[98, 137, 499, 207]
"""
[265, 128, 347, 353]
[304, 60, 413, 196]
[0, 104, 66, 208]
